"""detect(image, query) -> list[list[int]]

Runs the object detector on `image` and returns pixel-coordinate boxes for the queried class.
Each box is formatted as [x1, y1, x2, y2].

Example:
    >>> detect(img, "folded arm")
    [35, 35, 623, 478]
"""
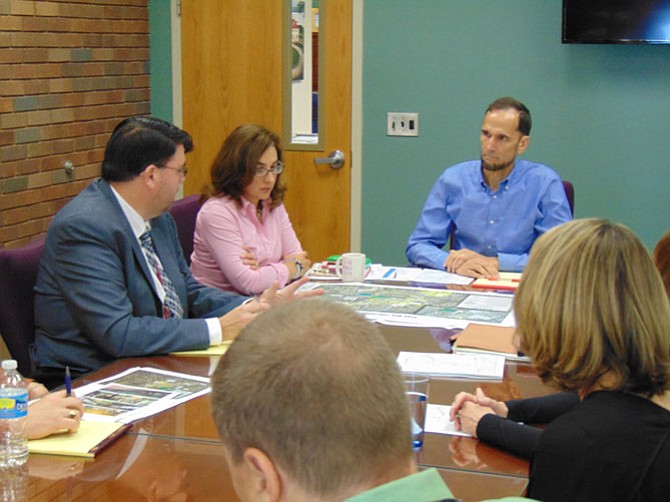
[197, 204, 305, 294]
[473, 392, 580, 460]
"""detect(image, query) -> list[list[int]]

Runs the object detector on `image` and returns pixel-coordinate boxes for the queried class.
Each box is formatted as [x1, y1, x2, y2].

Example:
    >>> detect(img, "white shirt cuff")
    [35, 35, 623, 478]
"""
[206, 317, 222, 345]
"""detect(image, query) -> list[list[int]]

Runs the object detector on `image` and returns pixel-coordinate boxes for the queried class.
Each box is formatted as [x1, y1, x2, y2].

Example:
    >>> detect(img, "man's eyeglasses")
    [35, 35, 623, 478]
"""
[254, 161, 284, 177]
[159, 165, 188, 177]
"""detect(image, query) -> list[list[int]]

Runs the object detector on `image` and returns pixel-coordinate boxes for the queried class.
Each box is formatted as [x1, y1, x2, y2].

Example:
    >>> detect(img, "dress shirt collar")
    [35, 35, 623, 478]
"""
[478, 159, 518, 191]
[239, 196, 267, 220]
[109, 185, 151, 238]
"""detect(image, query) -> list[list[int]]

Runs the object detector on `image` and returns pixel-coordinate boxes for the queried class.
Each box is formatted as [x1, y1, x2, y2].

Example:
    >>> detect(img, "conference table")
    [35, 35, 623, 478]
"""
[21, 324, 554, 501]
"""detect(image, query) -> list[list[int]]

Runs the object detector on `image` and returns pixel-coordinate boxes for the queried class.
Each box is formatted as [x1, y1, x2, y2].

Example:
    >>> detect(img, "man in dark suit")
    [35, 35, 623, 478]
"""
[32, 117, 318, 379]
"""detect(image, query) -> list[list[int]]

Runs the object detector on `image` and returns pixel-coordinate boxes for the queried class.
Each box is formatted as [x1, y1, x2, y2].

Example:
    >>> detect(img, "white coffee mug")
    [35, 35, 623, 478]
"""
[335, 253, 367, 282]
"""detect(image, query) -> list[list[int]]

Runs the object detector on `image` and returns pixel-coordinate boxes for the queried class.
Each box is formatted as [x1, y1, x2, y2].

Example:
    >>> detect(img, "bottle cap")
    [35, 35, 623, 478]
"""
[1, 360, 18, 370]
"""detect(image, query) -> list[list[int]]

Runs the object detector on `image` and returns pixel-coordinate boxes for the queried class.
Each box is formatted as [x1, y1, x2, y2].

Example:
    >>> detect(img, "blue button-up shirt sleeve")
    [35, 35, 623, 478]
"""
[406, 171, 454, 270]
[407, 160, 573, 272]
[497, 174, 572, 271]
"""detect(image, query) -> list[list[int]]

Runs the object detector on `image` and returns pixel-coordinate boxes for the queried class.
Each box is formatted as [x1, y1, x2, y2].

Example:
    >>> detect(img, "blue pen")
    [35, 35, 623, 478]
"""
[65, 366, 72, 397]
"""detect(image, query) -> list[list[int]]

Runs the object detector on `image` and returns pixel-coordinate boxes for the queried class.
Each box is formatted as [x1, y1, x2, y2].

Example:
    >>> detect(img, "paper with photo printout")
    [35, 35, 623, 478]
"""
[74, 367, 211, 424]
[424, 404, 471, 437]
[298, 282, 516, 330]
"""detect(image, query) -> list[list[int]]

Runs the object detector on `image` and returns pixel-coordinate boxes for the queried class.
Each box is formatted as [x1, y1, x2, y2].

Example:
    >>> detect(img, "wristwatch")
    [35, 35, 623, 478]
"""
[291, 258, 304, 279]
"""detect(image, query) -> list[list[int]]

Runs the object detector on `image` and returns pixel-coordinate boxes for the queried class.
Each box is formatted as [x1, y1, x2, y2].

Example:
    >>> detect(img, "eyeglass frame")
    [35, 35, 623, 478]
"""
[254, 161, 285, 177]
[157, 164, 188, 177]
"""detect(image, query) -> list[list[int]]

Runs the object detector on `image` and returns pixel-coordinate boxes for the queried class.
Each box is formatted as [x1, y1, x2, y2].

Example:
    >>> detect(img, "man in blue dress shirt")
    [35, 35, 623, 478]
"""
[406, 97, 572, 278]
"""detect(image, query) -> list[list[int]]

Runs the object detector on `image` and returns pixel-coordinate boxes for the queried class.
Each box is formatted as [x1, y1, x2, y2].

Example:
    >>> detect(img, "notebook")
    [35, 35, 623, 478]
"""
[28, 421, 131, 458]
[452, 323, 530, 362]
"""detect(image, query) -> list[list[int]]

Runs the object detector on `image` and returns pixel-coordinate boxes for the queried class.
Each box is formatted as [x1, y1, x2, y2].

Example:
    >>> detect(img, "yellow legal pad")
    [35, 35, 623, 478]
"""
[28, 420, 130, 458]
[170, 341, 232, 357]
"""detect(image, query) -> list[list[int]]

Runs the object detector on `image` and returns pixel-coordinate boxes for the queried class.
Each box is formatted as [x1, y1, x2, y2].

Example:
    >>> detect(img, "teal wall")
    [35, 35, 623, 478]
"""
[362, 0, 670, 264]
[148, 0, 173, 122]
[148, 1, 670, 263]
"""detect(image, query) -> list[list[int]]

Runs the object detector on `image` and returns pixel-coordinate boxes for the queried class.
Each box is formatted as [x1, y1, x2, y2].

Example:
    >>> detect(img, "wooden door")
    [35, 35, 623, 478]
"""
[181, 0, 352, 261]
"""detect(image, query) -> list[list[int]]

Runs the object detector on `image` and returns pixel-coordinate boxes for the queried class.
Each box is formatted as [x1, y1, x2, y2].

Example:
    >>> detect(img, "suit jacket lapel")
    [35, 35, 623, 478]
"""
[97, 179, 163, 301]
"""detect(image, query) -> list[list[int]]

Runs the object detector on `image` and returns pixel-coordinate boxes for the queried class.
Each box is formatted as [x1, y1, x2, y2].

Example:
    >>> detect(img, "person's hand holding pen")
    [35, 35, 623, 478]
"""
[25, 369, 84, 440]
[450, 387, 508, 437]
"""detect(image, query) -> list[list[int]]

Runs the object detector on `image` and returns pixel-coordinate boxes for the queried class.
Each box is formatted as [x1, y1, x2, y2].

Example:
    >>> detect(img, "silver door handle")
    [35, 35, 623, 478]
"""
[313, 150, 345, 169]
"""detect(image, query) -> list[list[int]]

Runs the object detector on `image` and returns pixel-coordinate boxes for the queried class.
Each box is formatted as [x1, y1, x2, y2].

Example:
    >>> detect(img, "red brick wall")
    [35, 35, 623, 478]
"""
[0, 0, 151, 248]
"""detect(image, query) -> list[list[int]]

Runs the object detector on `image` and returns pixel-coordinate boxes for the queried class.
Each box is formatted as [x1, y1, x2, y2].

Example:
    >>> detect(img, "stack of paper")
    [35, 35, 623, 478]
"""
[396, 351, 505, 380]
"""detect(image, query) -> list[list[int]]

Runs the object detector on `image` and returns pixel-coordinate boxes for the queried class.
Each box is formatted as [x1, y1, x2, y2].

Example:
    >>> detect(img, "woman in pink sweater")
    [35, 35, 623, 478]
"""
[190, 124, 310, 295]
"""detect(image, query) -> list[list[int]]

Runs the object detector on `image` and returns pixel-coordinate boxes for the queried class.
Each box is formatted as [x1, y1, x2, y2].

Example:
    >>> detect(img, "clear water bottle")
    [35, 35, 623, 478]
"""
[0, 463, 28, 501]
[0, 360, 29, 468]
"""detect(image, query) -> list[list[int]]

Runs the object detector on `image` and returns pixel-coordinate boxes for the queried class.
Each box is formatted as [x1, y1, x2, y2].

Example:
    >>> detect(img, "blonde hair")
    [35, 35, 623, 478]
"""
[515, 218, 670, 396]
[211, 299, 412, 498]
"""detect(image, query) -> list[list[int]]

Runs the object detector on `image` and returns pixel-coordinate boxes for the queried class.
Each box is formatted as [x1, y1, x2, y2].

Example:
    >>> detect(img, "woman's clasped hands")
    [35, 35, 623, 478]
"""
[450, 387, 509, 437]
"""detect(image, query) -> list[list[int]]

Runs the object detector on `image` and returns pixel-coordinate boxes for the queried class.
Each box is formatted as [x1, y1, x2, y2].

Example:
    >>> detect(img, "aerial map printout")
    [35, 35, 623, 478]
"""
[300, 282, 515, 328]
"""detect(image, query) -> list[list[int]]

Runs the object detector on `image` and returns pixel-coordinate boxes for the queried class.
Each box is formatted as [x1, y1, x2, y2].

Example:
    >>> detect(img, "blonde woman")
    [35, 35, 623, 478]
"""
[451, 219, 670, 502]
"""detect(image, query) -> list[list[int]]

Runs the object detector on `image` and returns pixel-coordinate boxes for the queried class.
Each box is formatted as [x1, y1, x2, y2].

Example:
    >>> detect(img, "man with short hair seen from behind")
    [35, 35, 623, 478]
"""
[211, 298, 535, 502]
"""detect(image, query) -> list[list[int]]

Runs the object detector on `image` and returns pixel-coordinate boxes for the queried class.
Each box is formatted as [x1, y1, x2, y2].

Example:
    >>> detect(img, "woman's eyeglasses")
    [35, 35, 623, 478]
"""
[254, 161, 284, 177]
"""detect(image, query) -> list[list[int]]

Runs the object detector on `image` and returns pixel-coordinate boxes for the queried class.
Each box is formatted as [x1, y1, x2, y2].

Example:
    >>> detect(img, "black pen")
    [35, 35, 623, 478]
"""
[65, 366, 72, 397]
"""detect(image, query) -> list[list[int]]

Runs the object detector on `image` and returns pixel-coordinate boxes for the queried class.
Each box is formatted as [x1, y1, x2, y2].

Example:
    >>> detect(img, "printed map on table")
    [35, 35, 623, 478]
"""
[301, 283, 515, 327]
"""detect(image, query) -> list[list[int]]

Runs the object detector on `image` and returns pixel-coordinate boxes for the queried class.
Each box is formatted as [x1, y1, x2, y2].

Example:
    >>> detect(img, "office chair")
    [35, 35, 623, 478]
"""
[562, 180, 575, 216]
[169, 194, 203, 265]
[653, 228, 670, 301]
[0, 235, 46, 377]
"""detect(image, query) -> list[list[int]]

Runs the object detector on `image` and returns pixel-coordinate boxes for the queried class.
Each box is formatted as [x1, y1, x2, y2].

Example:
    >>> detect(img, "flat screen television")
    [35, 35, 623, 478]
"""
[562, 0, 670, 44]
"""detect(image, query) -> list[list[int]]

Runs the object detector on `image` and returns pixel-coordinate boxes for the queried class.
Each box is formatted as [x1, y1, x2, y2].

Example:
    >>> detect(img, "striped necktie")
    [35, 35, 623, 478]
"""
[140, 231, 184, 319]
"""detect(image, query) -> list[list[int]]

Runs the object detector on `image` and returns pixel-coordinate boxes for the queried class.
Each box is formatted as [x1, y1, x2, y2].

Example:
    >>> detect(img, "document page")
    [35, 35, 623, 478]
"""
[396, 351, 505, 380]
[367, 265, 474, 286]
[74, 367, 211, 424]
[424, 404, 471, 437]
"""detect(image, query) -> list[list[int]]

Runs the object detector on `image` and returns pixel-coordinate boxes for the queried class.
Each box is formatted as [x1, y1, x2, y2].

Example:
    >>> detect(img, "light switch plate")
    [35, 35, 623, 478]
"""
[387, 112, 419, 136]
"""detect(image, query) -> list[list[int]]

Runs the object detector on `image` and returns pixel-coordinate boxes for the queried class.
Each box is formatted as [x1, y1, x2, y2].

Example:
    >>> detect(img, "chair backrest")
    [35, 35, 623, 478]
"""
[0, 235, 46, 377]
[563, 180, 575, 216]
[169, 194, 203, 264]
